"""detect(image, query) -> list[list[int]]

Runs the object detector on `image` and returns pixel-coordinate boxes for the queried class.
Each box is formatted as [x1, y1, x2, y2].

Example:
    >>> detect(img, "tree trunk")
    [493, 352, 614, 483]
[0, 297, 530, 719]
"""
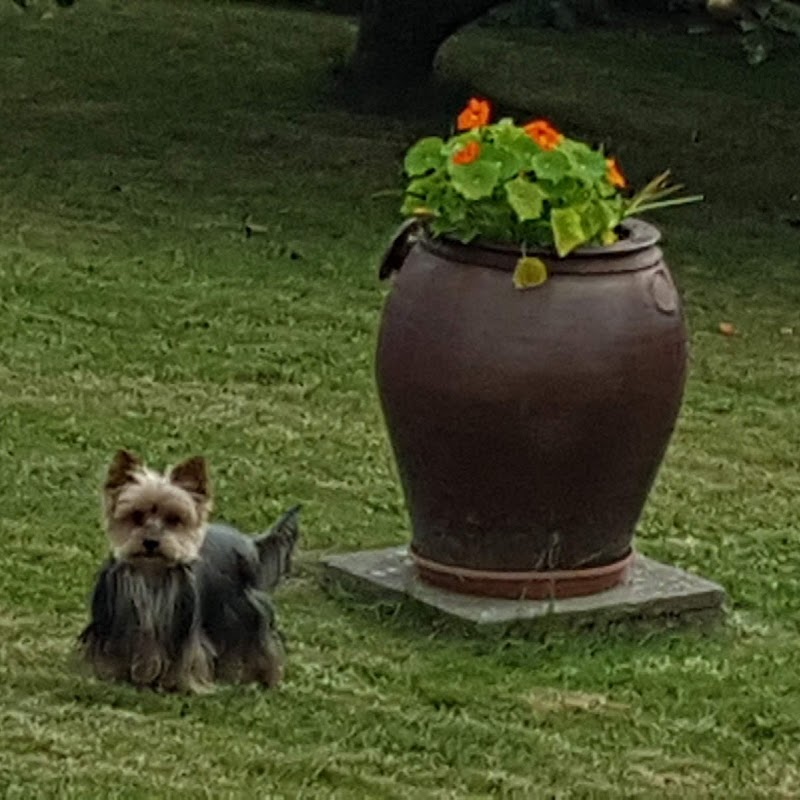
[345, 0, 506, 105]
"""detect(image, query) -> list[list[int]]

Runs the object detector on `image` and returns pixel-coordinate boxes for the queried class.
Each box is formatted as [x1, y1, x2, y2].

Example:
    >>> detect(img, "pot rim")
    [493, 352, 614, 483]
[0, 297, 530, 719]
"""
[440, 218, 660, 256]
[418, 218, 664, 275]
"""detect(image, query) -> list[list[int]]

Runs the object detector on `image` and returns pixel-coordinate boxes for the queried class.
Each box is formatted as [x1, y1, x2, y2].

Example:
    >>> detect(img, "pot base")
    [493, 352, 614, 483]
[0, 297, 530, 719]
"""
[410, 548, 635, 600]
[323, 546, 727, 631]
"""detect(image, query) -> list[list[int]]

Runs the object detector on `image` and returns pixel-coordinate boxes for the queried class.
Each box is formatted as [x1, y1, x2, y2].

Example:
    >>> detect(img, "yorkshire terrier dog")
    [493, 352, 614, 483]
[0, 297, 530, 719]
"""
[80, 450, 300, 693]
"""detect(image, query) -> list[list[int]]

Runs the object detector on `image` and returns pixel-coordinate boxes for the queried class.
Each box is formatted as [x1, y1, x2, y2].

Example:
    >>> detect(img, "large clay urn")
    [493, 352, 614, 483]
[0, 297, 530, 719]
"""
[375, 219, 688, 599]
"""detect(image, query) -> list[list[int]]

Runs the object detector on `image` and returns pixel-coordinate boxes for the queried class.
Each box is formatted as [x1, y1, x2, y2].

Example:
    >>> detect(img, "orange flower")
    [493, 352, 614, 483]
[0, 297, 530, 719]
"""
[524, 119, 564, 151]
[452, 141, 481, 166]
[606, 157, 627, 189]
[457, 97, 492, 131]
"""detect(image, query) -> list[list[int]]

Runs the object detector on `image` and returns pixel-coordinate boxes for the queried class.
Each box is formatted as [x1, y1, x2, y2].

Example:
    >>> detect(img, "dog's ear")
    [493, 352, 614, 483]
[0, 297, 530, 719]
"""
[105, 450, 142, 492]
[169, 456, 212, 505]
[103, 450, 143, 518]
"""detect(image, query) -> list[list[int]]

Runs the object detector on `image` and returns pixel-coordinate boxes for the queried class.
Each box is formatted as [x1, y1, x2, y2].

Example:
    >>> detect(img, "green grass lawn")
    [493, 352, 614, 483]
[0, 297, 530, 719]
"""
[1, 1, 799, 796]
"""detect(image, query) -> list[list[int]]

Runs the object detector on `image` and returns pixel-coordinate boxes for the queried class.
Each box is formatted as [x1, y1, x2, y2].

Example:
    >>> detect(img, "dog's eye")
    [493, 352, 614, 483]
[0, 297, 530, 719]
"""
[130, 510, 145, 526]
[165, 513, 183, 528]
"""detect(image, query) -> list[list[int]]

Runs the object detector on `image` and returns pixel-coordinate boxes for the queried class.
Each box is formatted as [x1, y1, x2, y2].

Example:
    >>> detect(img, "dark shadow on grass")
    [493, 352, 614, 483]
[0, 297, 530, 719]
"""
[330, 68, 473, 121]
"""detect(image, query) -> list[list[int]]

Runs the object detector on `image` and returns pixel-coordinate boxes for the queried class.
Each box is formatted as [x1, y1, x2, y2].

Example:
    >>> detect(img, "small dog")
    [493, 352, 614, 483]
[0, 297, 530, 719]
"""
[79, 450, 300, 693]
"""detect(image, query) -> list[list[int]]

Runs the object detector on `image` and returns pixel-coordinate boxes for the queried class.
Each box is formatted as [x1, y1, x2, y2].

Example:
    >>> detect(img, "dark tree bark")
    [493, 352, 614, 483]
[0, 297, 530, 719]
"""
[346, 0, 507, 101]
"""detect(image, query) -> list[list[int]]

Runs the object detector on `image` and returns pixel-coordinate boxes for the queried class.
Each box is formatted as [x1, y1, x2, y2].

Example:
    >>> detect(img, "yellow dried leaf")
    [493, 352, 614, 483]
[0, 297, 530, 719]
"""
[601, 229, 618, 246]
[513, 256, 548, 290]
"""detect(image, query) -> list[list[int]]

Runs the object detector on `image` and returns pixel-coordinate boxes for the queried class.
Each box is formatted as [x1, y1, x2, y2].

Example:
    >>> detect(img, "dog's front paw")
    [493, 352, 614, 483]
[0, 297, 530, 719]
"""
[258, 634, 286, 688]
[130, 634, 163, 687]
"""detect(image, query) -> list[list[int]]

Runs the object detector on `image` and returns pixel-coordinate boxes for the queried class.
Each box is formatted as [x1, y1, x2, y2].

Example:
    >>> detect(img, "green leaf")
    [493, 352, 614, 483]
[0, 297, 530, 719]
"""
[601, 229, 618, 245]
[401, 174, 440, 216]
[404, 137, 445, 176]
[597, 180, 618, 198]
[439, 189, 469, 222]
[403, 175, 436, 201]
[449, 161, 501, 200]
[539, 177, 583, 207]
[466, 199, 516, 242]
[517, 219, 554, 250]
[432, 217, 479, 242]
[580, 200, 621, 241]
[563, 141, 607, 184]
[401, 195, 434, 218]
[480, 142, 524, 181]
[551, 207, 587, 256]
[513, 256, 549, 290]
[490, 123, 539, 160]
[531, 150, 570, 182]
[505, 177, 546, 222]
[492, 128, 532, 150]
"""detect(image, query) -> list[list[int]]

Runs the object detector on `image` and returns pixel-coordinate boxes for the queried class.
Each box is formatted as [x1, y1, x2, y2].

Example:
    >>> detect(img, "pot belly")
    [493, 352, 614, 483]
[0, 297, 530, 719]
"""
[375, 240, 687, 587]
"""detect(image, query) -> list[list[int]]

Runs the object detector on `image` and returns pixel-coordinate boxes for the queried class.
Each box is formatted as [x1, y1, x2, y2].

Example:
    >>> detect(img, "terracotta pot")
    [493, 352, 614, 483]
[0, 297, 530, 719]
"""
[375, 219, 688, 600]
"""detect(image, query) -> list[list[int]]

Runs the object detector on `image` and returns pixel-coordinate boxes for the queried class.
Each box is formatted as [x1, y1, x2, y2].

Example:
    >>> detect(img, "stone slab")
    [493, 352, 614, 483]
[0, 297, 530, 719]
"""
[322, 546, 726, 631]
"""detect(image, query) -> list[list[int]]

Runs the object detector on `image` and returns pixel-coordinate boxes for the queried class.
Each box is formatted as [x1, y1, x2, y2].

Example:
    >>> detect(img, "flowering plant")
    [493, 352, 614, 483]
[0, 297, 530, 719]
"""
[401, 98, 701, 283]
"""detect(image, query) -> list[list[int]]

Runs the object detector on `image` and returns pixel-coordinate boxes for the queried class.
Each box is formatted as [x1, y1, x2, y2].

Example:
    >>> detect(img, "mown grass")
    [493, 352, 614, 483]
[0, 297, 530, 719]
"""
[0, 1, 799, 797]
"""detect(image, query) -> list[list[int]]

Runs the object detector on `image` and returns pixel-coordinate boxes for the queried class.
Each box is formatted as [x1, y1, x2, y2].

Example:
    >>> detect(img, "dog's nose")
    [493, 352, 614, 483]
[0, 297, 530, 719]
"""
[142, 538, 160, 553]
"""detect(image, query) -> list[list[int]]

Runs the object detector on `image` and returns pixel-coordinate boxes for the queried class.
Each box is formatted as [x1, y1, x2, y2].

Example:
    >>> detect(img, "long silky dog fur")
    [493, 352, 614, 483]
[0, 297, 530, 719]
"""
[80, 506, 300, 692]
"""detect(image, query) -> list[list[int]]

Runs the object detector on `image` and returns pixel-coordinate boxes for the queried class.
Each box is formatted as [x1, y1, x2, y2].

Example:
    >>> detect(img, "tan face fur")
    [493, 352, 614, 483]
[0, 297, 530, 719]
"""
[103, 450, 213, 566]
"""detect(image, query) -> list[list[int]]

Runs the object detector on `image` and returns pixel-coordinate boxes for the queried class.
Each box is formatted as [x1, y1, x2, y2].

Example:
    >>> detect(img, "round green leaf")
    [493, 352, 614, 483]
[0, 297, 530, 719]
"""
[480, 142, 524, 181]
[562, 141, 607, 183]
[404, 137, 445, 176]
[505, 177, 546, 222]
[531, 150, 570, 183]
[449, 161, 501, 200]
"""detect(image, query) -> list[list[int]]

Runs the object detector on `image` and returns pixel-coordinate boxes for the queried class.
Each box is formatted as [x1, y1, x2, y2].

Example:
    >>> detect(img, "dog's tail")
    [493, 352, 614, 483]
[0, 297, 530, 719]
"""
[255, 505, 301, 592]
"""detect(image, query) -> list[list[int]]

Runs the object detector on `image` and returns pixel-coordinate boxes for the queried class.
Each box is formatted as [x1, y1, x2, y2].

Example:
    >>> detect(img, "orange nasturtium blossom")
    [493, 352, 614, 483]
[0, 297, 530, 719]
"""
[606, 156, 627, 189]
[457, 97, 492, 131]
[523, 119, 564, 151]
[452, 140, 482, 166]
